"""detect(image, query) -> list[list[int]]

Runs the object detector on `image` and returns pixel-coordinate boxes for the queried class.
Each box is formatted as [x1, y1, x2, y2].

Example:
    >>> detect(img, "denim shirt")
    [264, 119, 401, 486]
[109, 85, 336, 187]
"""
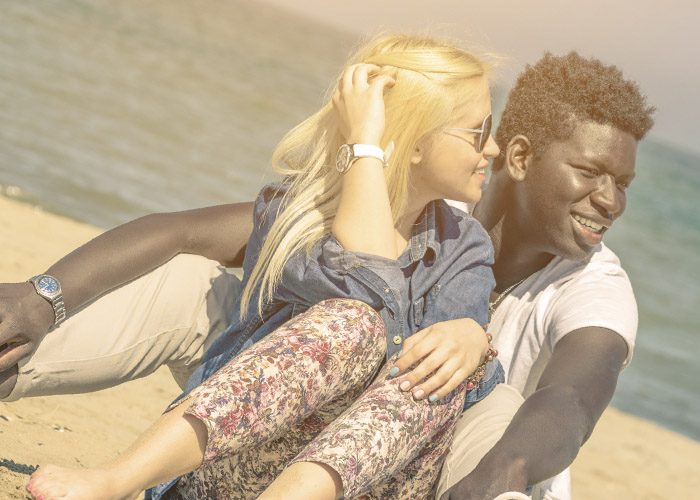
[147, 183, 501, 499]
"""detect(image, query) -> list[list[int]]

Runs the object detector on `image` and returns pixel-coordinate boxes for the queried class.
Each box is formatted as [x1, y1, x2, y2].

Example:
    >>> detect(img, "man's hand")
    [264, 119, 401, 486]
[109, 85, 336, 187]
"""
[0, 282, 54, 371]
[439, 459, 528, 500]
[440, 479, 507, 500]
[440, 327, 628, 499]
[391, 318, 488, 401]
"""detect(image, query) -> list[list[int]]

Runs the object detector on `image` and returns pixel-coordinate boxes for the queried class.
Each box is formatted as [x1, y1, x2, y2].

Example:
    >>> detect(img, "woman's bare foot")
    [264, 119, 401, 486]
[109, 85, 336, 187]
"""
[26, 464, 139, 500]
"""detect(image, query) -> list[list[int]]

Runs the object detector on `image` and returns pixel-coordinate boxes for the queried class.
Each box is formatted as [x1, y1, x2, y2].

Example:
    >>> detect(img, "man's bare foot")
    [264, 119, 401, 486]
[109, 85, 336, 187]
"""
[26, 464, 139, 500]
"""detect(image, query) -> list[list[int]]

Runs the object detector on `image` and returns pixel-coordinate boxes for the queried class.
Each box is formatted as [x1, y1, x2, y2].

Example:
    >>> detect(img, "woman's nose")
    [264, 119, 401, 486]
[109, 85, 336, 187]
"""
[483, 134, 500, 159]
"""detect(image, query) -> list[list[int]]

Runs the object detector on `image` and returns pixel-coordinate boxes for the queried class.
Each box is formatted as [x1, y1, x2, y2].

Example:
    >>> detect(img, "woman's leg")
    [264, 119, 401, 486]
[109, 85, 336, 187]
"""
[27, 298, 386, 500]
[27, 402, 209, 500]
[264, 358, 469, 500]
[174, 381, 364, 500]
[4, 254, 238, 401]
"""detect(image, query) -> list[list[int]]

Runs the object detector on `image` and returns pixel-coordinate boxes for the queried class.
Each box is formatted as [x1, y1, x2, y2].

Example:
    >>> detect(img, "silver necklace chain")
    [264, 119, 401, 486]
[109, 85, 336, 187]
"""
[488, 277, 527, 320]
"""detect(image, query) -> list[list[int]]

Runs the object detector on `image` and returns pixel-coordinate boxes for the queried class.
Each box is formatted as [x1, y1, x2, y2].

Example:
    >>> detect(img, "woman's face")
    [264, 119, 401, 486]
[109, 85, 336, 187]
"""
[409, 80, 499, 206]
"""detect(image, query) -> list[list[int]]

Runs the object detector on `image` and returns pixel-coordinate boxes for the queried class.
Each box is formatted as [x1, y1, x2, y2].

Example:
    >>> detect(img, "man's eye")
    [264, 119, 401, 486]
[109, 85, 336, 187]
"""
[574, 166, 599, 177]
[616, 181, 630, 191]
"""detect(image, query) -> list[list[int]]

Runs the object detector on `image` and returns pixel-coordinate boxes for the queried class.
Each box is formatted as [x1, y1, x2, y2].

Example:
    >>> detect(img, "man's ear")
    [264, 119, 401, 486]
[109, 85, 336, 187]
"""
[505, 135, 533, 182]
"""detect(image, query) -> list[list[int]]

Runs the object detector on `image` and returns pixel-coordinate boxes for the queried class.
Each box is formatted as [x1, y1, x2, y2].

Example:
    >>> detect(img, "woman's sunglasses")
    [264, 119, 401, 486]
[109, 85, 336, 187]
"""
[443, 113, 492, 153]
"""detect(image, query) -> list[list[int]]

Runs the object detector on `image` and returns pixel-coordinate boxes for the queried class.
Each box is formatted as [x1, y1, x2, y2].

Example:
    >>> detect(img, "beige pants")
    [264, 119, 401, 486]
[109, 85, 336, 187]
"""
[5, 254, 240, 401]
[435, 383, 524, 497]
[5, 254, 527, 497]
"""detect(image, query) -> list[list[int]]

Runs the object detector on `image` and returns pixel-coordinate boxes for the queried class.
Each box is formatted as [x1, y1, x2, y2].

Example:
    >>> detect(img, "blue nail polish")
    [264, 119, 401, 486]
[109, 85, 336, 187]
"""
[389, 366, 399, 377]
[429, 394, 438, 403]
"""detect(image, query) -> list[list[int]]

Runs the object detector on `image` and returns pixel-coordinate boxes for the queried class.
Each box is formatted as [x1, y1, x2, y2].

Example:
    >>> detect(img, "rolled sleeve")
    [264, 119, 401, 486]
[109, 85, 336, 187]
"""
[248, 184, 405, 315]
[279, 234, 406, 317]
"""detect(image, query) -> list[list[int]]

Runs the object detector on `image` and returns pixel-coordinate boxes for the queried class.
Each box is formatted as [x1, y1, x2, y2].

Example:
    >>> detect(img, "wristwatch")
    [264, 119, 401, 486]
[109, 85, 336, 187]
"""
[336, 144, 387, 173]
[28, 274, 67, 328]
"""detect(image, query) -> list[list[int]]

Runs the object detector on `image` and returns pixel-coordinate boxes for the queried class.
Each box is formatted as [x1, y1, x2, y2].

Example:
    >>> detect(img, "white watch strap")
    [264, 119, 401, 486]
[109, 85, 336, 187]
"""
[351, 144, 386, 166]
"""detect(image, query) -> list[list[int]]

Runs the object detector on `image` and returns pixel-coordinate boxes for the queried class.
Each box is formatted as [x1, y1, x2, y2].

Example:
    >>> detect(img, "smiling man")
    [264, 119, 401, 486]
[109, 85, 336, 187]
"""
[436, 52, 654, 499]
[0, 52, 653, 500]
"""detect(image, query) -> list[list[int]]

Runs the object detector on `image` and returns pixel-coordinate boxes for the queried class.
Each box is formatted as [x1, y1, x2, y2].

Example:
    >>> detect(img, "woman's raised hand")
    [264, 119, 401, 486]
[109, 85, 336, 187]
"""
[390, 318, 490, 402]
[332, 63, 395, 146]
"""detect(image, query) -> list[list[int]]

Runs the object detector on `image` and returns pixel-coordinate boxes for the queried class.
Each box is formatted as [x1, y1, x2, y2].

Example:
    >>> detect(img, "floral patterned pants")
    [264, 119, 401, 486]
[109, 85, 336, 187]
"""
[170, 299, 468, 499]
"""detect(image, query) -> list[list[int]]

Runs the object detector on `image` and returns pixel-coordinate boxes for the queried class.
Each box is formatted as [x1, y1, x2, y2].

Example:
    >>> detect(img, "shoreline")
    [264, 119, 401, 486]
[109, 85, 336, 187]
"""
[1, 194, 699, 498]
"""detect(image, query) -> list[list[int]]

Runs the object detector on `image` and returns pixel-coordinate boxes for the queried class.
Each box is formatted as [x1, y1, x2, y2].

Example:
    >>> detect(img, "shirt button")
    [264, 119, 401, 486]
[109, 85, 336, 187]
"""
[384, 288, 390, 293]
[393, 335, 402, 345]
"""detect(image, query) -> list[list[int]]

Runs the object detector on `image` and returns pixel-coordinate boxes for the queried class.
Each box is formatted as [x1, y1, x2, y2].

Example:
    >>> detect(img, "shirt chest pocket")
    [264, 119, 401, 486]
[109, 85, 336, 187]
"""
[413, 284, 441, 327]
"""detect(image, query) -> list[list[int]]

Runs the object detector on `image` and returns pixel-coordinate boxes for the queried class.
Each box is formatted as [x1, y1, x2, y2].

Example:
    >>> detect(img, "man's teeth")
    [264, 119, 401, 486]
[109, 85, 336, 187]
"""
[573, 214, 605, 233]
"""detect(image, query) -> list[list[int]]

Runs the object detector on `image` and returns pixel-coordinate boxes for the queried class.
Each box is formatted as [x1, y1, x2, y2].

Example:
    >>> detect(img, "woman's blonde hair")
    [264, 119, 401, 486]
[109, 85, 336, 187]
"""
[241, 34, 490, 317]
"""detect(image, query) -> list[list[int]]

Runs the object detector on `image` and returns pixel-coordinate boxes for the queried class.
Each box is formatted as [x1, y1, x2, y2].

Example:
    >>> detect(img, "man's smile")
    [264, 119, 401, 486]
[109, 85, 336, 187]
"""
[571, 213, 609, 245]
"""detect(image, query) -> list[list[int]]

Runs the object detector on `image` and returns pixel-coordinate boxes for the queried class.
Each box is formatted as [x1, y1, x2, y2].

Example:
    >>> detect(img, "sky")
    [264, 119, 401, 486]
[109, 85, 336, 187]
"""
[260, 0, 699, 155]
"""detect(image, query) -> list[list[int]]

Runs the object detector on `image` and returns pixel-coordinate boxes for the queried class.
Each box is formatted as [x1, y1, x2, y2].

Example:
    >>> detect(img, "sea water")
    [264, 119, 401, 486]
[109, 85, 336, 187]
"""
[1, 0, 699, 439]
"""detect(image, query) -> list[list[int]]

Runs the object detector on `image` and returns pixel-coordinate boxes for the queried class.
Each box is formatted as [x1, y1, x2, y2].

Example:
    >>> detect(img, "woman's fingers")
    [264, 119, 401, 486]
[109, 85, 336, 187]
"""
[401, 350, 459, 400]
[333, 63, 392, 145]
[368, 75, 396, 97]
[401, 351, 469, 401]
[392, 328, 433, 374]
[423, 367, 466, 402]
[395, 346, 443, 393]
[339, 63, 389, 95]
[352, 63, 380, 87]
[340, 63, 358, 93]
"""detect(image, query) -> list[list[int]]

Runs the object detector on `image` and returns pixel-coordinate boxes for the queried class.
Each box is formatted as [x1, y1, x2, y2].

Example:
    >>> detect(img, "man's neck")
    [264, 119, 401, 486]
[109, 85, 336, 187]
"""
[475, 174, 554, 292]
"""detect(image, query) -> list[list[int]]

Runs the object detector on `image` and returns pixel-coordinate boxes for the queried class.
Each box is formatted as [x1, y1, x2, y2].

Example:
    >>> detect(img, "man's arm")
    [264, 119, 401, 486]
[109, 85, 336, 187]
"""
[442, 326, 628, 499]
[0, 202, 254, 374]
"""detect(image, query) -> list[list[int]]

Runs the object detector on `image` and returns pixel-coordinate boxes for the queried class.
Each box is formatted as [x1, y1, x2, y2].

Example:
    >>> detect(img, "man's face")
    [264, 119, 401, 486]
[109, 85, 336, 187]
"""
[519, 120, 638, 261]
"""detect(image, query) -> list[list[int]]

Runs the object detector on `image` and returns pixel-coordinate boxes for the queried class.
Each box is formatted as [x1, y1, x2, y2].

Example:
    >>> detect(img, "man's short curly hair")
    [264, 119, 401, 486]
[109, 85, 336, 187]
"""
[494, 52, 655, 168]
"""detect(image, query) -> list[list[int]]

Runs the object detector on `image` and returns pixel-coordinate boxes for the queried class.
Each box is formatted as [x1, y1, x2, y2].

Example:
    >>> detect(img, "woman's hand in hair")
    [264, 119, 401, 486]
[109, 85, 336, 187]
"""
[390, 318, 489, 401]
[332, 63, 395, 145]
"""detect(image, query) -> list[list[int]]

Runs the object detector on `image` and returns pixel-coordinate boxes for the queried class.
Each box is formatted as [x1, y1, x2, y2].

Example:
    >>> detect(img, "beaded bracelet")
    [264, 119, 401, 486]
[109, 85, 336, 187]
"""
[465, 333, 498, 390]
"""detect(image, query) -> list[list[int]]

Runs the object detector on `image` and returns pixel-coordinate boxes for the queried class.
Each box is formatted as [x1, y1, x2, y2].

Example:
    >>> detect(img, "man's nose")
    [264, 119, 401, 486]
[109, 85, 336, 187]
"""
[590, 174, 623, 218]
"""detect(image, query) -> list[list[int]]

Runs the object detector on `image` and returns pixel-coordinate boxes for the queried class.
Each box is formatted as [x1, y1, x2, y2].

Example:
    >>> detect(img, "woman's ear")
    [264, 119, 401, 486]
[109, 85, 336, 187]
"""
[410, 139, 426, 165]
[505, 135, 533, 182]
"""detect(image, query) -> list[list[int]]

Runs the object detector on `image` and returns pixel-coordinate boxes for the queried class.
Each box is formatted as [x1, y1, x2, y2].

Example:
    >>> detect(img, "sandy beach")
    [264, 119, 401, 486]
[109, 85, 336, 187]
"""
[1, 196, 699, 499]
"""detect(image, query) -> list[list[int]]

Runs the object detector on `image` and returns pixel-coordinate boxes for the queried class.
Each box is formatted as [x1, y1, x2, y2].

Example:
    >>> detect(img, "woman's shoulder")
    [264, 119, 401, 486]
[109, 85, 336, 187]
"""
[253, 180, 292, 223]
[254, 181, 290, 207]
[433, 199, 491, 244]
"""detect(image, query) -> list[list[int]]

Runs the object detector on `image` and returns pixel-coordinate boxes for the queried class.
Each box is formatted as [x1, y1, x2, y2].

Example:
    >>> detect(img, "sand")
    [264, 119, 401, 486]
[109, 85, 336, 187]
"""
[1, 195, 699, 499]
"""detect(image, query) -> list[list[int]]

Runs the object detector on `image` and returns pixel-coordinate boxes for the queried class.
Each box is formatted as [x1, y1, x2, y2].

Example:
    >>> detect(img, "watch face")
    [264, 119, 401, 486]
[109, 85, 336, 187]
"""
[336, 144, 352, 173]
[38, 276, 60, 294]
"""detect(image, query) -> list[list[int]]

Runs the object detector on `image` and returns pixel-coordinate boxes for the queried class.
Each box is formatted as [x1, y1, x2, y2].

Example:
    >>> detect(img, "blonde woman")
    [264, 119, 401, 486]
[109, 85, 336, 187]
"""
[27, 34, 501, 500]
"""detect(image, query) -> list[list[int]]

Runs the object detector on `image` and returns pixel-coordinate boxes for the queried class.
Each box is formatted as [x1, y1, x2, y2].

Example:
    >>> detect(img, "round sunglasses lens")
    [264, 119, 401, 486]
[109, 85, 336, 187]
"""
[479, 114, 492, 152]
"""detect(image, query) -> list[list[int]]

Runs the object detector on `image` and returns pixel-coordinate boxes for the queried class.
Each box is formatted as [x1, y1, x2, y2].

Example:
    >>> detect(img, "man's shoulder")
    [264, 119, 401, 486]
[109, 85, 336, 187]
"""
[588, 242, 623, 267]
[532, 243, 636, 327]
[539, 243, 627, 287]
[508, 243, 632, 316]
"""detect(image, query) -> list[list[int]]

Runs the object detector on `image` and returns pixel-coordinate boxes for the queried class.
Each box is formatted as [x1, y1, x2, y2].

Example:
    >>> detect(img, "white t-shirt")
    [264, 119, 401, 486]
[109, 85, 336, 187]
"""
[489, 243, 637, 499]
[490, 242, 637, 397]
[445, 201, 638, 499]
